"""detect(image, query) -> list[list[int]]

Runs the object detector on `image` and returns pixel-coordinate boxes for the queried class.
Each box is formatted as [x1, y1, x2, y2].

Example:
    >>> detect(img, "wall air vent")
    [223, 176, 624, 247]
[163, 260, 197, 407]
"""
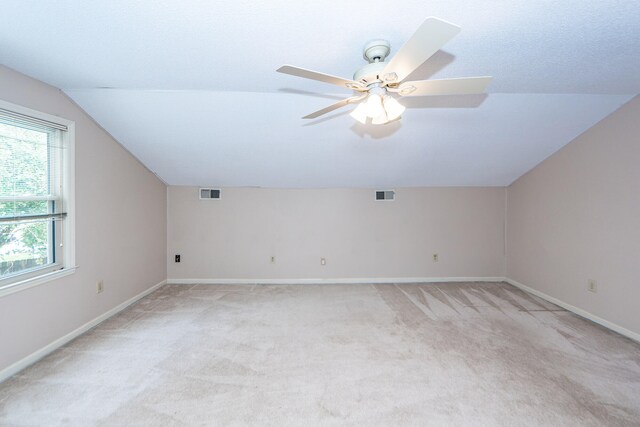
[375, 190, 395, 201]
[200, 188, 221, 200]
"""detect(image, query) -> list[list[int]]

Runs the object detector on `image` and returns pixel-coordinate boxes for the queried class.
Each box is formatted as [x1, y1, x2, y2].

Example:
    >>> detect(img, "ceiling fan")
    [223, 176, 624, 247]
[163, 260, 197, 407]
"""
[277, 17, 492, 125]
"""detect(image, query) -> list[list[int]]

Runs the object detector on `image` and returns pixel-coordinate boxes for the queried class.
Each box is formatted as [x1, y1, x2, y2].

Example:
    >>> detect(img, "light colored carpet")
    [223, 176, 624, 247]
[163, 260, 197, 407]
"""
[1, 282, 639, 426]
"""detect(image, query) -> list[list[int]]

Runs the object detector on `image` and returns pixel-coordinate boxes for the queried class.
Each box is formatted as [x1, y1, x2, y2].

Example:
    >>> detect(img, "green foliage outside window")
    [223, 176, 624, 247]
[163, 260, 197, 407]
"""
[0, 123, 52, 276]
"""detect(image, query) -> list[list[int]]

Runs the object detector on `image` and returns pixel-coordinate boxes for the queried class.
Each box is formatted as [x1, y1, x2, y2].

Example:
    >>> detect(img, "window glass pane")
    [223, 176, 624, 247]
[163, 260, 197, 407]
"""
[0, 122, 49, 197]
[0, 106, 69, 286]
[0, 219, 51, 277]
[0, 200, 49, 218]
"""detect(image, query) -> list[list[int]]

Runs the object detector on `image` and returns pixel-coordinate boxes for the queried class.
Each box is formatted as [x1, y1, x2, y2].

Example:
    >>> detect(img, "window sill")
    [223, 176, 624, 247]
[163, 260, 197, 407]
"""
[0, 267, 77, 298]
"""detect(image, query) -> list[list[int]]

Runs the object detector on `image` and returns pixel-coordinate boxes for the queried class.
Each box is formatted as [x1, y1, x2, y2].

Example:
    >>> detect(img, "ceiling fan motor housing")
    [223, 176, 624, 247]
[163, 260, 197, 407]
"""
[354, 40, 392, 84]
[353, 61, 388, 84]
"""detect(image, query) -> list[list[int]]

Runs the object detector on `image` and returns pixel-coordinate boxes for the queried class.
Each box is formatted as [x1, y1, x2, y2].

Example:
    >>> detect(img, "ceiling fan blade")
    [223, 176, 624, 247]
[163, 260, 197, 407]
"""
[396, 76, 492, 96]
[277, 65, 364, 90]
[303, 95, 367, 119]
[383, 17, 461, 83]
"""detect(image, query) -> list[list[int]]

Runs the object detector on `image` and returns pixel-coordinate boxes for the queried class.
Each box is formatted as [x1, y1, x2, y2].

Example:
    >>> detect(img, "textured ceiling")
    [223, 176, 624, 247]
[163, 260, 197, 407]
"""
[1, 1, 638, 187]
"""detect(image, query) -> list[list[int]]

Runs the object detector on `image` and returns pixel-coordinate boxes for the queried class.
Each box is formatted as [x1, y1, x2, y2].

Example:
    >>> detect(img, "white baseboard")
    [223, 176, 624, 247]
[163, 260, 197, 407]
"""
[0, 279, 166, 383]
[167, 277, 506, 285]
[505, 278, 640, 343]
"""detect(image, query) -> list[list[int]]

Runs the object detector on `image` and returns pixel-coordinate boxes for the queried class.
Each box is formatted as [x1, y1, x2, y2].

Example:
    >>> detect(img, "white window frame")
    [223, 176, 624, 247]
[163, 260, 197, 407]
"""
[0, 99, 76, 297]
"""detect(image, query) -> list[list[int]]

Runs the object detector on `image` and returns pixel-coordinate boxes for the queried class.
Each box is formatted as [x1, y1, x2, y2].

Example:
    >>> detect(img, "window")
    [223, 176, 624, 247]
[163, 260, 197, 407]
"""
[0, 100, 75, 294]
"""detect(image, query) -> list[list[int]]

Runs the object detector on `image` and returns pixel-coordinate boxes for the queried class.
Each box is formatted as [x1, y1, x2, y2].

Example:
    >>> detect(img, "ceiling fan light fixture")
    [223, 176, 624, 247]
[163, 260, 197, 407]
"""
[350, 92, 405, 125]
[364, 93, 385, 118]
[371, 112, 390, 125]
[349, 102, 369, 124]
[383, 95, 405, 121]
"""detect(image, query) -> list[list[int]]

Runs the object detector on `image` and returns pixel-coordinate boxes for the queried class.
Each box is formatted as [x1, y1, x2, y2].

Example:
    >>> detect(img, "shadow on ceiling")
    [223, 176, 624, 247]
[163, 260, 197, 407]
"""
[350, 119, 402, 139]
[300, 108, 402, 139]
[278, 88, 345, 101]
[402, 93, 488, 109]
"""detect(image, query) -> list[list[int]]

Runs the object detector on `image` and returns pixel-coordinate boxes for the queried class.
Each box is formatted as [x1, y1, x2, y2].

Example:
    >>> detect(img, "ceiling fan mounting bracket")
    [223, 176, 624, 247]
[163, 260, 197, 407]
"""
[363, 39, 391, 63]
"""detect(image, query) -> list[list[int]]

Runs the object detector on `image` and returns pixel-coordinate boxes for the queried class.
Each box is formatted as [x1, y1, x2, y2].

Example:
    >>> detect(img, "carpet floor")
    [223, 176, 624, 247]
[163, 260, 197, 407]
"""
[1, 282, 639, 426]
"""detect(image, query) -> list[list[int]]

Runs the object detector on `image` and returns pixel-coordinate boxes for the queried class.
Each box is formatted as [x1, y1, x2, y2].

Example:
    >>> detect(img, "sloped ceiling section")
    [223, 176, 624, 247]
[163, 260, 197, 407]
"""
[65, 91, 630, 187]
[1, 1, 639, 187]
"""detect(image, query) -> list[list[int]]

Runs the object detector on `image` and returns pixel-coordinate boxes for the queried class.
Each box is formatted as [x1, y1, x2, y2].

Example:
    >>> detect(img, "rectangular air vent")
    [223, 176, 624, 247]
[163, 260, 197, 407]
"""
[200, 188, 221, 200]
[375, 190, 395, 201]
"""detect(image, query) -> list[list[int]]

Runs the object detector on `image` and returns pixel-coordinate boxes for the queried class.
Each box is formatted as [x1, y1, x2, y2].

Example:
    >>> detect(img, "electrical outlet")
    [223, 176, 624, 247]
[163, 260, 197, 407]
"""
[96, 280, 104, 294]
[432, 253, 439, 262]
[175, 254, 181, 263]
[588, 279, 597, 293]
[321, 257, 326, 266]
[270, 256, 276, 264]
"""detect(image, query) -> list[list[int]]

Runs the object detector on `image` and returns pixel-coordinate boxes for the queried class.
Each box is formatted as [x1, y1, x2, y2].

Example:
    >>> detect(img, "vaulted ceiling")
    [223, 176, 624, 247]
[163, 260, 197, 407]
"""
[1, 1, 638, 187]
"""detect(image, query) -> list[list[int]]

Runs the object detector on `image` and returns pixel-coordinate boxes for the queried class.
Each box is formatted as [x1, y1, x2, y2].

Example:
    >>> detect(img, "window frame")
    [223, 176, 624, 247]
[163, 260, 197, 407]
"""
[0, 99, 75, 297]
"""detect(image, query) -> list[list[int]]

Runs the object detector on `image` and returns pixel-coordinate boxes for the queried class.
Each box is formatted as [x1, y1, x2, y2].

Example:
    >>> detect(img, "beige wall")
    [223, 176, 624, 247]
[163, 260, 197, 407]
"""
[168, 187, 506, 280]
[0, 66, 167, 372]
[507, 96, 640, 335]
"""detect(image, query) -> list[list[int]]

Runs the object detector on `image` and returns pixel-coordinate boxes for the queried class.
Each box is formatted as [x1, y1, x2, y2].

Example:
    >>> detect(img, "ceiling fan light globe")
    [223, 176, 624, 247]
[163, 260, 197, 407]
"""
[350, 102, 368, 124]
[364, 94, 385, 118]
[383, 96, 406, 121]
[371, 113, 390, 125]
